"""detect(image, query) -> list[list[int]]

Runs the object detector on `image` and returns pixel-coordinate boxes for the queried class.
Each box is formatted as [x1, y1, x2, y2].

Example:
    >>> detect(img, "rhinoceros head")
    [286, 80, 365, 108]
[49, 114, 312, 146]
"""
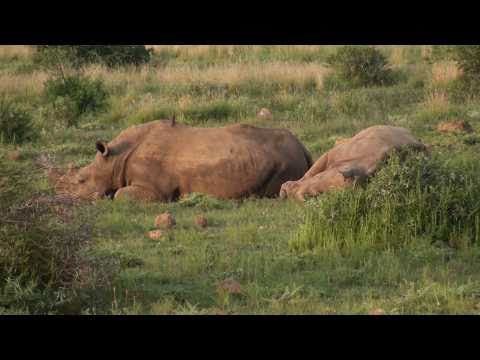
[55, 141, 117, 200]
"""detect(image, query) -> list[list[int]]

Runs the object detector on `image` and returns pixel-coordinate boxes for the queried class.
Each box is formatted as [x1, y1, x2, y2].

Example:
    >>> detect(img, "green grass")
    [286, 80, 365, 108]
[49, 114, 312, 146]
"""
[2, 45, 480, 314]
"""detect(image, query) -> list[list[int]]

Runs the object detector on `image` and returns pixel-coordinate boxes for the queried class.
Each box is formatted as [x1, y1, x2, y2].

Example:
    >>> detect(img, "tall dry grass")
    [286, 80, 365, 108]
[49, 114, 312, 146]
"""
[85, 62, 330, 90]
[146, 45, 333, 58]
[0, 45, 34, 61]
[423, 89, 450, 113]
[430, 61, 461, 87]
[0, 72, 48, 96]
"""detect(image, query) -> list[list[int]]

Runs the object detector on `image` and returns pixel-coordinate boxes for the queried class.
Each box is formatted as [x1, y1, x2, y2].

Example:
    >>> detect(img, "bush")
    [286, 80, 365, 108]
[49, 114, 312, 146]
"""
[427, 46, 457, 63]
[434, 46, 480, 103]
[326, 46, 393, 88]
[0, 95, 36, 144]
[34, 45, 152, 71]
[43, 75, 109, 126]
[290, 149, 480, 254]
[452, 46, 480, 81]
[0, 156, 118, 314]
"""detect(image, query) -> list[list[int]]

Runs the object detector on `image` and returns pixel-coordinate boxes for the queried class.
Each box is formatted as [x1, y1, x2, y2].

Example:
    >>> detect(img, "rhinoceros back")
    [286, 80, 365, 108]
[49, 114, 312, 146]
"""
[116, 121, 310, 199]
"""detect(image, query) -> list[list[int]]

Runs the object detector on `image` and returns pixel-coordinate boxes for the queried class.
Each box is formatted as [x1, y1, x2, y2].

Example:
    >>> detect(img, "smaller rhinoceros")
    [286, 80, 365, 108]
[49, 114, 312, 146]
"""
[280, 125, 427, 201]
[51, 119, 312, 202]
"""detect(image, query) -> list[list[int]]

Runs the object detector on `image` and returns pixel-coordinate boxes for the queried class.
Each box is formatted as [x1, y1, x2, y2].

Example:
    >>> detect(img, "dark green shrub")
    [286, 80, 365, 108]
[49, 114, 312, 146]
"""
[436, 46, 480, 103]
[447, 77, 480, 103]
[427, 46, 457, 63]
[0, 155, 118, 314]
[452, 46, 480, 81]
[43, 75, 109, 125]
[33, 45, 152, 70]
[326, 46, 393, 88]
[0, 95, 36, 144]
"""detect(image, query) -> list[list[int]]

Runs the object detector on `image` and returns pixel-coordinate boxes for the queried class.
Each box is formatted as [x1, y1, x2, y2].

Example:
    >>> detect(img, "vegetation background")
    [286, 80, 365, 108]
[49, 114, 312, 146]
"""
[1, 45, 480, 314]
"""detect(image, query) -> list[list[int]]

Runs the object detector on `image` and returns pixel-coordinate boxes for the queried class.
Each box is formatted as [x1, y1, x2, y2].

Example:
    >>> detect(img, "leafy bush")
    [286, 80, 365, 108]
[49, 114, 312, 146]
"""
[326, 46, 393, 88]
[33, 45, 152, 71]
[0, 156, 118, 314]
[452, 46, 480, 81]
[290, 149, 480, 254]
[43, 75, 109, 126]
[427, 46, 457, 63]
[0, 95, 36, 144]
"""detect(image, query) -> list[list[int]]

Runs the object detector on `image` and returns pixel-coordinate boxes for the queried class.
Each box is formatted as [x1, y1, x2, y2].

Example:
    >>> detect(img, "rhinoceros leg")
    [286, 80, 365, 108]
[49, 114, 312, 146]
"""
[301, 152, 329, 180]
[114, 185, 162, 202]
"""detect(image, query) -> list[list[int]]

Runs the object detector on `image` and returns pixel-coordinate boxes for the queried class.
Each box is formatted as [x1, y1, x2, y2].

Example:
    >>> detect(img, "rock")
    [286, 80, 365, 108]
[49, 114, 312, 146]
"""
[437, 120, 473, 134]
[368, 308, 386, 315]
[154, 212, 176, 229]
[195, 215, 208, 229]
[8, 150, 22, 161]
[335, 137, 350, 146]
[218, 278, 242, 295]
[148, 230, 164, 240]
[257, 108, 273, 120]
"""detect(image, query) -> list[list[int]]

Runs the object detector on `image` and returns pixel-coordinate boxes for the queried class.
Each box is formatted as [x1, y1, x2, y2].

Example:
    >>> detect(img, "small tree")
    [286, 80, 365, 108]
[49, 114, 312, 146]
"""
[33, 45, 152, 72]
[326, 46, 393, 87]
[0, 95, 36, 144]
[453, 46, 480, 82]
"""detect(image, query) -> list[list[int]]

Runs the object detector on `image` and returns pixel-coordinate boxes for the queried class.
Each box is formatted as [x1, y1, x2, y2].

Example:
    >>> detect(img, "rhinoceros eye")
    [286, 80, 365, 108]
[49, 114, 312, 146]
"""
[78, 177, 86, 184]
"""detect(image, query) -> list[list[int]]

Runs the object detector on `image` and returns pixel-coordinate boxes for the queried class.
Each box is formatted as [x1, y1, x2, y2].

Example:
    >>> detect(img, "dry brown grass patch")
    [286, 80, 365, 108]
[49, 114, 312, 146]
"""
[84, 62, 330, 93]
[0, 45, 34, 61]
[431, 61, 461, 87]
[423, 89, 450, 113]
[0, 72, 48, 96]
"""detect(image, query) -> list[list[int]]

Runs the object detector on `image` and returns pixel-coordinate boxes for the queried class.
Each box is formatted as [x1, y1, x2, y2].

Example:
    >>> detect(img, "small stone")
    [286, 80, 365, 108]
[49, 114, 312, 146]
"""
[257, 108, 273, 120]
[218, 278, 243, 295]
[195, 215, 208, 229]
[437, 120, 473, 134]
[368, 308, 386, 315]
[148, 230, 164, 240]
[154, 212, 176, 229]
[8, 150, 22, 161]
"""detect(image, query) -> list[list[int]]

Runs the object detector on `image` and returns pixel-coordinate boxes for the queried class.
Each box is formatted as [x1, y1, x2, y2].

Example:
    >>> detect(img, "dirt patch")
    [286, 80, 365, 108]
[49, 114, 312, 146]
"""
[437, 120, 473, 134]
[217, 278, 243, 295]
[195, 215, 208, 229]
[368, 308, 386, 315]
[7, 150, 22, 161]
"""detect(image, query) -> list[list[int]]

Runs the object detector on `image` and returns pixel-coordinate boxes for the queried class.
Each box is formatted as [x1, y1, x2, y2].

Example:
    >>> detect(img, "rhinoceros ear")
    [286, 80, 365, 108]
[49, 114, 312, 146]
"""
[339, 166, 366, 181]
[95, 141, 110, 157]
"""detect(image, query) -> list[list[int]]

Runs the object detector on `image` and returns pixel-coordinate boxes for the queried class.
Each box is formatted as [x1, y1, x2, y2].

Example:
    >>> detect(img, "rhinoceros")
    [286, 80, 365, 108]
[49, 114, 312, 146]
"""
[279, 125, 427, 201]
[52, 119, 313, 202]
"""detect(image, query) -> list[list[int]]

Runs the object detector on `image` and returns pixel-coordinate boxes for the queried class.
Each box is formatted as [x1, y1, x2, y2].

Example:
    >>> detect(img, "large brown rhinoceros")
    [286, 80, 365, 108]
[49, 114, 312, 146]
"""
[52, 119, 313, 202]
[279, 125, 427, 201]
